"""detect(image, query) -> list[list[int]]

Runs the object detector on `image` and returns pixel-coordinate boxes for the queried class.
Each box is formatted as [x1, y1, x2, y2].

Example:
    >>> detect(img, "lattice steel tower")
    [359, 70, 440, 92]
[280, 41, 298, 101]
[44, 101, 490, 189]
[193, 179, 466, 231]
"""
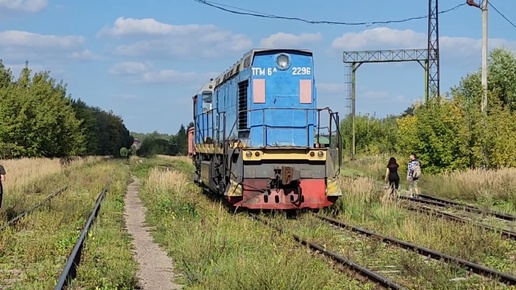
[427, 0, 440, 98]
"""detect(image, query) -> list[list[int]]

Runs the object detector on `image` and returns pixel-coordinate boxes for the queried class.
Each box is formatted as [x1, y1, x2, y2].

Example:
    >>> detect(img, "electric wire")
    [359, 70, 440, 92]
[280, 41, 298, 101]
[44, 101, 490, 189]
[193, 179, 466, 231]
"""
[193, 0, 466, 26]
[488, 2, 516, 29]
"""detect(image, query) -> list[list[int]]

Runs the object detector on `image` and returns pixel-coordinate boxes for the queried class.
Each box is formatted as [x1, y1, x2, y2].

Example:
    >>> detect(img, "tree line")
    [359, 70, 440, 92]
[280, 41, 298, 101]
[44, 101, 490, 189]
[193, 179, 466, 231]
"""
[340, 47, 516, 172]
[0, 61, 133, 159]
[132, 123, 191, 157]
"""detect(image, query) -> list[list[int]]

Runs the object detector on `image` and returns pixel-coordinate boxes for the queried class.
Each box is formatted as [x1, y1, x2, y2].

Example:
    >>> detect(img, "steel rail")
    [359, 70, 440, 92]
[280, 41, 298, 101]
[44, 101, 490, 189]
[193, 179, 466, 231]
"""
[249, 214, 406, 290]
[404, 204, 516, 240]
[315, 214, 516, 286]
[404, 194, 516, 222]
[54, 181, 111, 290]
[0, 186, 69, 231]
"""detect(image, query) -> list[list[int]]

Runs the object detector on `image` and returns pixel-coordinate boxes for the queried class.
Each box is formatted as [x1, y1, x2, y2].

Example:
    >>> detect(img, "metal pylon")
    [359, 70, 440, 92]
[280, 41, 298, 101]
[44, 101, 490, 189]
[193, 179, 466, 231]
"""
[427, 0, 440, 98]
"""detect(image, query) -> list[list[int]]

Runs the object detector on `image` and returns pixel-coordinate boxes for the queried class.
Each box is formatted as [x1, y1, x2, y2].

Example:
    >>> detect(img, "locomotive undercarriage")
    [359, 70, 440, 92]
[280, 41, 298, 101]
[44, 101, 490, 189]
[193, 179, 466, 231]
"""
[193, 148, 341, 210]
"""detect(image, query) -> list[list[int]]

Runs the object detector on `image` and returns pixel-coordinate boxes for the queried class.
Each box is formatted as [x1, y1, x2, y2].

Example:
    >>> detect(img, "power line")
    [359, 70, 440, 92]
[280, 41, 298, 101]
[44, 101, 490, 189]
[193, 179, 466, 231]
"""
[193, 0, 466, 26]
[488, 1, 516, 29]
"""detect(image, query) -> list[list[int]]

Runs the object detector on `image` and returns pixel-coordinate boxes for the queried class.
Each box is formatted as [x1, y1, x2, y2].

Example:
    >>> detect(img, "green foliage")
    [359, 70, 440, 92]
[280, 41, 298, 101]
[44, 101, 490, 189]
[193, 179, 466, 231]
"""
[0, 61, 134, 158]
[340, 114, 398, 155]
[119, 147, 129, 157]
[134, 122, 192, 157]
[344, 47, 516, 172]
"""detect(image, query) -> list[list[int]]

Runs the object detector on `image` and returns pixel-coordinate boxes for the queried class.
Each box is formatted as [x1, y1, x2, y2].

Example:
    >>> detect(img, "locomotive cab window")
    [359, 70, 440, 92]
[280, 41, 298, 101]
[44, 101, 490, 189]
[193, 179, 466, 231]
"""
[202, 92, 212, 112]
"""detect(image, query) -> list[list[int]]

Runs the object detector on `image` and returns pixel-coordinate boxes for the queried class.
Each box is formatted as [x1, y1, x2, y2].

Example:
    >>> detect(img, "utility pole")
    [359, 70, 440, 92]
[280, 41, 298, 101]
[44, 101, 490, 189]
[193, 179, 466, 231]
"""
[481, 0, 488, 115]
[467, 0, 488, 113]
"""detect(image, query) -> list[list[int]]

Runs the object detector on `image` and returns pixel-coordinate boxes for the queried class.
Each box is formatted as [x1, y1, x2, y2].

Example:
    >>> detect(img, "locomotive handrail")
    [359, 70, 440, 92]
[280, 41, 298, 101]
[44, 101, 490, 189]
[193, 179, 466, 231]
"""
[196, 107, 342, 160]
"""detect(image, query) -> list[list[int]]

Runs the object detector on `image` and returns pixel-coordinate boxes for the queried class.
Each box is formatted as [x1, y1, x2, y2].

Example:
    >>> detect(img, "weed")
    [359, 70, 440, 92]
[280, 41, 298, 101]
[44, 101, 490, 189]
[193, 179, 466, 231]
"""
[135, 161, 374, 290]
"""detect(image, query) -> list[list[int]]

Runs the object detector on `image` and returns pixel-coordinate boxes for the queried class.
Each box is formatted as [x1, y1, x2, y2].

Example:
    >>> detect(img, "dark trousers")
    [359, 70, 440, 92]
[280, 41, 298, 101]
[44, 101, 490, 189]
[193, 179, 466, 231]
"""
[0, 182, 3, 208]
[388, 178, 399, 190]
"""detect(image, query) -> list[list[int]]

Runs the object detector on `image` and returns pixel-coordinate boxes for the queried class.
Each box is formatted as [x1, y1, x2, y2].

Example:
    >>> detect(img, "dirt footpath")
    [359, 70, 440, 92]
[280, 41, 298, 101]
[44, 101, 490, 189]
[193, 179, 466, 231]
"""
[124, 176, 182, 290]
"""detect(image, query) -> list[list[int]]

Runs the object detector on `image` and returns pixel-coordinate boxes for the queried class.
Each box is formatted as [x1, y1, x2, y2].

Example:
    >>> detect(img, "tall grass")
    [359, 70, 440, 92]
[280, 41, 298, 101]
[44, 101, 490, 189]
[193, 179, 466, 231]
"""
[0, 160, 138, 289]
[135, 161, 372, 290]
[0, 156, 101, 192]
[422, 168, 516, 212]
[332, 175, 516, 280]
[344, 154, 516, 213]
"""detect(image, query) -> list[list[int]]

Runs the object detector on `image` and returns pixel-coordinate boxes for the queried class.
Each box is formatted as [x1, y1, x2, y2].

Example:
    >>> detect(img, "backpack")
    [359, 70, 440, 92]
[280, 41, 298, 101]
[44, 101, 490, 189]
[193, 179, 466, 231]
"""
[412, 161, 421, 179]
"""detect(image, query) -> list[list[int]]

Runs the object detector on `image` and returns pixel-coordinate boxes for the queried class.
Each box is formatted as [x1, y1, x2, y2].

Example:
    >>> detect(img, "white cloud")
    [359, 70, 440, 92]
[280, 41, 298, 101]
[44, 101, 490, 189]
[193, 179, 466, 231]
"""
[69, 49, 104, 61]
[109, 62, 150, 75]
[0, 30, 101, 62]
[98, 17, 212, 37]
[0, 0, 47, 13]
[109, 61, 218, 85]
[260, 32, 322, 48]
[142, 70, 198, 84]
[331, 27, 516, 60]
[98, 17, 252, 59]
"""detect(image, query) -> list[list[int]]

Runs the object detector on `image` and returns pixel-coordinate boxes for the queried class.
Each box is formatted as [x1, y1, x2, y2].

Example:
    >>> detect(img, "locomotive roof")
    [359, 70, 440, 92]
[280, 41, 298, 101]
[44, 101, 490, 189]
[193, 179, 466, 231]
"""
[196, 78, 215, 95]
[212, 48, 313, 89]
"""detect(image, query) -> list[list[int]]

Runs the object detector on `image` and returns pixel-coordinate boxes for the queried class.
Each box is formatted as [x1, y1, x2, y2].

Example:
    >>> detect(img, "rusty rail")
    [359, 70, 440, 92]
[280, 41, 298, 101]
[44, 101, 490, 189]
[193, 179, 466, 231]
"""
[249, 213, 406, 290]
[404, 204, 516, 240]
[316, 214, 516, 286]
[401, 195, 516, 222]
[0, 186, 69, 231]
[54, 182, 111, 290]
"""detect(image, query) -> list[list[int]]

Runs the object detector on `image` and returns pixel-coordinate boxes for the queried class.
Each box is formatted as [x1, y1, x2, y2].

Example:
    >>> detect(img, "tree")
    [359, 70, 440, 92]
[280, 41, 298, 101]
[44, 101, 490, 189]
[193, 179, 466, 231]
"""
[0, 61, 134, 158]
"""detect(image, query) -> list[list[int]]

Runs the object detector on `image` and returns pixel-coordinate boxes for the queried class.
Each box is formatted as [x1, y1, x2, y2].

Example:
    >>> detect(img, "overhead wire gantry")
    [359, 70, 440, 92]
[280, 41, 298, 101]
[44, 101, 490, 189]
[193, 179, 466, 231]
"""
[344, 0, 441, 160]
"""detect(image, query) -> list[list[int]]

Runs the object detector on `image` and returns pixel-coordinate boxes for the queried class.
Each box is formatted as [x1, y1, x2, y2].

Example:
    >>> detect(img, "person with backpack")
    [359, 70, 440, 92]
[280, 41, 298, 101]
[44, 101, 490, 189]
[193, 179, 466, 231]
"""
[407, 153, 421, 198]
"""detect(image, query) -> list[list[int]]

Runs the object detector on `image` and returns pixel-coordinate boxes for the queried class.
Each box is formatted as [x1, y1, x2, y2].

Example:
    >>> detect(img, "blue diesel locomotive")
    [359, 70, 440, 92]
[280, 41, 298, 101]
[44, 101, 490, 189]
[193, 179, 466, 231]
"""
[188, 48, 342, 210]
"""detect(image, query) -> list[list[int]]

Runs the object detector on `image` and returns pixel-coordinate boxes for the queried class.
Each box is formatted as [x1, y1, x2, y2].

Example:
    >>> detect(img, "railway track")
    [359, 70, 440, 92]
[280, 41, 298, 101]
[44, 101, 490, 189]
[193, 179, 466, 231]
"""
[400, 194, 516, 222]
[403, 203, 516, 240]
[315, 214, 516, 287]
[54, 180, 112, 290]
[372, 182, 516, 239]
[0, 186, 69, 231]
[249, 213, 406, 290]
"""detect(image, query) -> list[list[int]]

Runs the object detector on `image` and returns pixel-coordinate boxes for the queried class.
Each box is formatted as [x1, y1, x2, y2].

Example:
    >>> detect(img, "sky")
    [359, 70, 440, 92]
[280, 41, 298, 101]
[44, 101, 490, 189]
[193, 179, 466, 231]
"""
[1, 0, 515, 134]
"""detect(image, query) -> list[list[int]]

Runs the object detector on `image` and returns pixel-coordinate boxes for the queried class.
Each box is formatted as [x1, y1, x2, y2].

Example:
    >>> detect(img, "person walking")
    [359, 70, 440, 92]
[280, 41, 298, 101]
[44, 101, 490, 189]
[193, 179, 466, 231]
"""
[0, 163, 5, 208]
[385, 157, 400, 197]
[407, 153, 421, 197]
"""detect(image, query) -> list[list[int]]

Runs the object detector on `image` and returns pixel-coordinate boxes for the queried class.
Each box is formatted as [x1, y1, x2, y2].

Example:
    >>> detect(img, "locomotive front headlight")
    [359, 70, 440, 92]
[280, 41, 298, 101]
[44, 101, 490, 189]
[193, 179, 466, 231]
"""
[245, 151, 252, 157]
[317, 151, 324, 157]
[276, 54, 289, 70]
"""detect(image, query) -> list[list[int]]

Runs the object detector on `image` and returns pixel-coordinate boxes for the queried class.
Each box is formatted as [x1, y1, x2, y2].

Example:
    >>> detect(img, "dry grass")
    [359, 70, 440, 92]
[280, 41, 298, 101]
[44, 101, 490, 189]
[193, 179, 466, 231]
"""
[422, 168, 516, 212]
[133, 159, 372, 290]
[0, 160, 138, 289]
[344, 154, 516, 214]
[332, 174, 516, 286]
[0, 156, 101, 192]
[156, 154, 192, 163]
